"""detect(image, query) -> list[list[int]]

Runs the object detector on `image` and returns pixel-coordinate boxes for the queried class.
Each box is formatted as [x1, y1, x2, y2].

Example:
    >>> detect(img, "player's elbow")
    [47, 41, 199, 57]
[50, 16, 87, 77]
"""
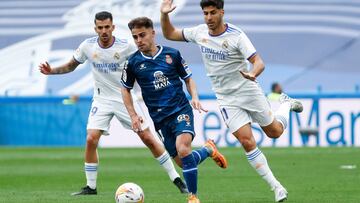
[163, 29, 183, 41]
[163, 31, 176, 40]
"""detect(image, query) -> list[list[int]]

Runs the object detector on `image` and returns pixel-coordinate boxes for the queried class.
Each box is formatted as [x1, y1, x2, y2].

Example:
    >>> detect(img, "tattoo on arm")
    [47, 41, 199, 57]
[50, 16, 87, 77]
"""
[53, 59, 79, 74]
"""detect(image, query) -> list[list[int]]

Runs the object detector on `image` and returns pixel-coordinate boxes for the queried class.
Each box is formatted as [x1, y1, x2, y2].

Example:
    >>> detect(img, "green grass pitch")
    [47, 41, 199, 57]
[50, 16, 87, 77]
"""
[0, 147, 359, 203]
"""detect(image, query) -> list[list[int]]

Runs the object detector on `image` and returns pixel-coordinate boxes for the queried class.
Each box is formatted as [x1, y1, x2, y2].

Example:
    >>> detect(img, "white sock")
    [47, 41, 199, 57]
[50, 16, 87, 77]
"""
[275, 102, 291, 130]
[156, 151, 180, 181]
[246, 147, 280, 190]
[85, 162, 98, 189]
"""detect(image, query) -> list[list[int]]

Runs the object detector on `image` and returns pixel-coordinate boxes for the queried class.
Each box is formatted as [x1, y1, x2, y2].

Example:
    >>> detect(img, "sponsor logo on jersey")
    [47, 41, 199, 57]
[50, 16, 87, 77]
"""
[92, 62, 120, 73]
[165, 55, 173, 64]
[153, 71, 171, 90]
[177, 114, 191, 126]
[200, 45, 229, 61]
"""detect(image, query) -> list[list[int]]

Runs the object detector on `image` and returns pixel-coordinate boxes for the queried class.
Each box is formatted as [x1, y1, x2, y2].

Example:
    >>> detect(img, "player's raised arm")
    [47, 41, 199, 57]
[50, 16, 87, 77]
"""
[38, 58, 80, 75]
[160, 0, 185, 41]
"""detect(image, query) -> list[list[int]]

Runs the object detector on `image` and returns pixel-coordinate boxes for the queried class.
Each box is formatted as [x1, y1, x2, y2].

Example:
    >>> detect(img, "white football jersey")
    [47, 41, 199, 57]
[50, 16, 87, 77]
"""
[183, 23, 263, 98]
[74, 37, 136, 101]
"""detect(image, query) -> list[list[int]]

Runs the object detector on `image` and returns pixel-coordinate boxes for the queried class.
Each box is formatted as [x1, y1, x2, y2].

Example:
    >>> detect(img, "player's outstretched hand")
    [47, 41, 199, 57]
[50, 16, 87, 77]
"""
[39, 61, 52, 75]
[160, 0, 176, 14]
[240, 70, 256, 81]
[131, 114, 144, 133]
[191, 99, 208, 113]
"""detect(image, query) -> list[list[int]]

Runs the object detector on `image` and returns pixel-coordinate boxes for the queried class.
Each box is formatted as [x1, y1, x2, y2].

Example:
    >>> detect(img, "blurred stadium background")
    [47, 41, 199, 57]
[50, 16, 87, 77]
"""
[0, 0, 359, 202]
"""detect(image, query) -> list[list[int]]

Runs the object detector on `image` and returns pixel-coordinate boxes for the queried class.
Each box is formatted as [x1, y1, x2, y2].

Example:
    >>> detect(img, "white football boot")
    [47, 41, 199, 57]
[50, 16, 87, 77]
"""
[279, 93, 303, 113]
[273, 184, 288, 202]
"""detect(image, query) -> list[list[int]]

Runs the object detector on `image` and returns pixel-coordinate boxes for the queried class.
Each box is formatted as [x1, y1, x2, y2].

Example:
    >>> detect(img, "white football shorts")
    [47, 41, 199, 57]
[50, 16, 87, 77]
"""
[218, 93, 274, 133]
[87, 97, 149, 135]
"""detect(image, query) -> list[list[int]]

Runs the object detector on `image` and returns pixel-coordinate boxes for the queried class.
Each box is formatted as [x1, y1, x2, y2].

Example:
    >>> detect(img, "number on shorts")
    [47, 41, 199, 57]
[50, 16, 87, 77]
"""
[90, 106, 98, 116]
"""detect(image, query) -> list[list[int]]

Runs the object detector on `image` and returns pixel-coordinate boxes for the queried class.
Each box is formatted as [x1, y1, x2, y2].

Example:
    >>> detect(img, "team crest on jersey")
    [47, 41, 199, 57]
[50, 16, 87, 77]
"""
[222, 40, 229, 49]
[114, 52, 120, 60]
[177, 114, 191, 126]
[165, 55, 173, 64]
[153, 71, 171, 90]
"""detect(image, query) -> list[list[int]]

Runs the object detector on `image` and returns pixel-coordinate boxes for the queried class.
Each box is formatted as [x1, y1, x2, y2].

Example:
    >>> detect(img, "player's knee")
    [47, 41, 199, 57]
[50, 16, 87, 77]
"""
[266, 128, 283, 138]
[86, 133, 99, 147]
[177, 144, 191, 158]
[239, 137, 256, 150]
[139, 132, 155, 146]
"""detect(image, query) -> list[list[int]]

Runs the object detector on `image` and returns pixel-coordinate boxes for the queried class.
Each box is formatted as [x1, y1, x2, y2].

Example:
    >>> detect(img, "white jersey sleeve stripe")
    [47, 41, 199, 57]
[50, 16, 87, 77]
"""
[121, 81, 133, 89]
[182, 73, 192, 80]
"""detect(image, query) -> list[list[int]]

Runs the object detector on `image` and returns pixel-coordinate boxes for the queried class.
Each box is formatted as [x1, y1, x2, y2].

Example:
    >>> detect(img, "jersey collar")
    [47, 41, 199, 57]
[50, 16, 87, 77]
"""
[140, 45, 163, 60]
[97, 36, 116, 49]
[208, 23, 228, 37]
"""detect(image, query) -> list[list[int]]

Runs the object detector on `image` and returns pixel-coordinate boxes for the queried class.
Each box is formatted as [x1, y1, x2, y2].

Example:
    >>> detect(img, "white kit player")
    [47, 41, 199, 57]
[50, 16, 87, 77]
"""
[160, 0, 303, 202]
[39, 11, 188, 195]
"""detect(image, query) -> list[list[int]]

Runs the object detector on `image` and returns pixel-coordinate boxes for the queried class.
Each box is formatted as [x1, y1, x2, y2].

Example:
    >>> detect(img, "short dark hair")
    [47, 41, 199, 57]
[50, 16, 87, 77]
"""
[94, 11, 113, 24]
[200, 0, 224, 9]
[128, 17, 154, 30]
[271, 82, 280, 92]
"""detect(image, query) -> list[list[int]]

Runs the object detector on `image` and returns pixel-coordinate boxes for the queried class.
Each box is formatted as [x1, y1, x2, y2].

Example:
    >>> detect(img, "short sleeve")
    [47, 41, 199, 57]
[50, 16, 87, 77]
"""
[237, 32, 257, 60]
[121, 60, 136, 89]
[175, 51, 192, 80]
[182, 25, 201, 43]
[73, 41, 88, 64]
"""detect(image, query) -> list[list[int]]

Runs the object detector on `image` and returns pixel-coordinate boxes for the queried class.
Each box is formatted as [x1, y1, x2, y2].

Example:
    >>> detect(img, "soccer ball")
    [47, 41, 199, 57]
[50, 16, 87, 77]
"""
[115, 182, 144, 203]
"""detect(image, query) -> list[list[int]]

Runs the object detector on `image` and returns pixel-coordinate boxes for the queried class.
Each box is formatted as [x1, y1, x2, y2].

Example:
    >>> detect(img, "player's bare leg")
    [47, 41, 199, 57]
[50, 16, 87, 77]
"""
[137, 128, 163, 157]
[233, 124, 287, 202]
[72, 129, 102, 195]
[138, 128, 188, 193]
[262, 120, 285, 139]
[263, 93, 303, 139]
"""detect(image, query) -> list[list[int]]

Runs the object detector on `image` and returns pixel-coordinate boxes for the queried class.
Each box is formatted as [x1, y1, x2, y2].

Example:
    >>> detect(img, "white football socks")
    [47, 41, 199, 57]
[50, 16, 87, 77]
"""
[156, 151, 179, 181]
[85, 162, 98, 189]
[275, 102, 291, 130]
[246, 147, 280, 190]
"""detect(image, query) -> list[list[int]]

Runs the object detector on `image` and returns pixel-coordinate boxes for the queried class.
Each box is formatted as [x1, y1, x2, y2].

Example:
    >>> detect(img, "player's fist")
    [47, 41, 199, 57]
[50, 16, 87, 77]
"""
[160, 0, 176, 14]
[39, 61, 52, 75]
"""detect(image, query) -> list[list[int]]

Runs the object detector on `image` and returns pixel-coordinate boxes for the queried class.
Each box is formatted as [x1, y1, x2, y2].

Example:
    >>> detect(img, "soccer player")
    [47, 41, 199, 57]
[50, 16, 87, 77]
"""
[38, 11, 188, 195]
[160, 0, 304, 202]
[121, 16, 228, 203]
